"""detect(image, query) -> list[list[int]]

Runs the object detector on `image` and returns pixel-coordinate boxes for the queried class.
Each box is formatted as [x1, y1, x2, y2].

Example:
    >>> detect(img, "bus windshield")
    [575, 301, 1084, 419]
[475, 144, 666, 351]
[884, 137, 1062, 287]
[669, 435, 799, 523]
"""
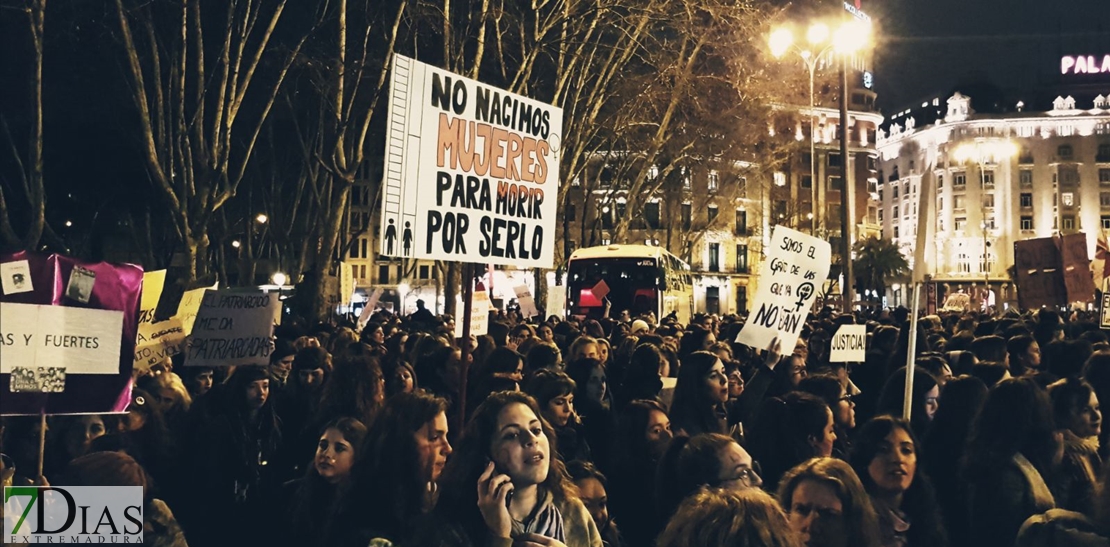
[567, 258, 662, 319]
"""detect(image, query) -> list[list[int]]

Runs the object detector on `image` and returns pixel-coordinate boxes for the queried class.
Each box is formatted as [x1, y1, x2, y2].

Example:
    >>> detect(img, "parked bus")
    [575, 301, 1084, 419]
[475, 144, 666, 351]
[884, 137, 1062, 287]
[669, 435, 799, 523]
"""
[566, 244, 693, 323]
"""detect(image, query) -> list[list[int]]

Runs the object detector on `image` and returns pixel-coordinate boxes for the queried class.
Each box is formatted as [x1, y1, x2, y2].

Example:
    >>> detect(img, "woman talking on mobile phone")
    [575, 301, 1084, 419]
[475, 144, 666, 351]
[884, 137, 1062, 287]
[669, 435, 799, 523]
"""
[416, 391, 602, 547]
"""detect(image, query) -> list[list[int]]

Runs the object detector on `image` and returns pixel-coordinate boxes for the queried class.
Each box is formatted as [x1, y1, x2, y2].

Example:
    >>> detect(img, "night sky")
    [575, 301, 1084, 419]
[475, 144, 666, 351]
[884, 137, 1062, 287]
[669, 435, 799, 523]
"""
[872, 0, 1110, 111]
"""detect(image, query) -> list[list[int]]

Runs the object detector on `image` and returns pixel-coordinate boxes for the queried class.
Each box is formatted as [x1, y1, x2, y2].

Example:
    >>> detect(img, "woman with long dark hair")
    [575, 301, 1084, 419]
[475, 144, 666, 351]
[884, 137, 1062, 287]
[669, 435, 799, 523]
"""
[799, 373, 856, 458]
[417, 391, 601, 546]
[748, 392, 837, 491]
[526, 370, 591, 463]
[182, 365, 283, 545]
[875, 366, 939, 441]
[963, 377, 1060, 547]
[608, 400, 673, 547]
[1049, 377, 1102, 515]
[669, 351, 729, 437]
[283, 417, 366, 546]
[922, 375, 988, 547]
[655, 433, 763, 526]
[329, 392, 452, 545]
[850, 416, 948, 547]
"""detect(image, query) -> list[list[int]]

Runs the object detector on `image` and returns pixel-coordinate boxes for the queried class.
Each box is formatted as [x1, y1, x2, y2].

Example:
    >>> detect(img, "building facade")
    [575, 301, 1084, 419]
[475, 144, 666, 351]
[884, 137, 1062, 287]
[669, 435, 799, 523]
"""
[877, 91, 1110, 307]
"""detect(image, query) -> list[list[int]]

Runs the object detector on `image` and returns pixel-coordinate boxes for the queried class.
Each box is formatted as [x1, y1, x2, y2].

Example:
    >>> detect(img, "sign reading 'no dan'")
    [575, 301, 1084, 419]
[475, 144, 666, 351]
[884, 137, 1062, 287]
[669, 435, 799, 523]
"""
[379, 54, 563, 268]
[736, 226, 832, 352]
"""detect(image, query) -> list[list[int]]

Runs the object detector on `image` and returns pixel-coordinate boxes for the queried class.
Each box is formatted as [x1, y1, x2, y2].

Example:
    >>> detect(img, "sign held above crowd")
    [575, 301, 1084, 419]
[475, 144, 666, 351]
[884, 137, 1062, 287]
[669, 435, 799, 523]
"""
[378, 54, 563, 269]
[736, 226, 831, 352]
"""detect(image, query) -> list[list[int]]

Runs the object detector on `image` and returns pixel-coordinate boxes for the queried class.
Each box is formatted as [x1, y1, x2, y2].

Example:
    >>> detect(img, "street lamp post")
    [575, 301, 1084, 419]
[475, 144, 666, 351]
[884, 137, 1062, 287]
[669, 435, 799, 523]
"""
[771, 20, 870, 311]
[770, 24, 832, 236]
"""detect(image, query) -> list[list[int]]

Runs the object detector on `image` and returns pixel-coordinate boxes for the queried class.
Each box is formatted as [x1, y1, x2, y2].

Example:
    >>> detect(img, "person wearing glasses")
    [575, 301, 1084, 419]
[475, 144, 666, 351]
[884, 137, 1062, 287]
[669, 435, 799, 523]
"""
[655, 433, 763, 529]
[799, 374, 857, 458]
[777, 457, 882, 547]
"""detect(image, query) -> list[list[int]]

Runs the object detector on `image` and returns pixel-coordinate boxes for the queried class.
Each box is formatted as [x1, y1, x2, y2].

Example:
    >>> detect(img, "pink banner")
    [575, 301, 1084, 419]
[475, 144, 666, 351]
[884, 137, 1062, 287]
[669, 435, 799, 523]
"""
[0, 251, 141, 415]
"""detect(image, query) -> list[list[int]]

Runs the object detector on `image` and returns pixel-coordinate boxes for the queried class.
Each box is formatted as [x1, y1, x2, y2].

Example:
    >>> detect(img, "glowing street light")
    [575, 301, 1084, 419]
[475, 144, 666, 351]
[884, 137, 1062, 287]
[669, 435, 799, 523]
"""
[271, 272, 287, 286]
[255, 213, 269, 224]
[231, 240, 241, 249]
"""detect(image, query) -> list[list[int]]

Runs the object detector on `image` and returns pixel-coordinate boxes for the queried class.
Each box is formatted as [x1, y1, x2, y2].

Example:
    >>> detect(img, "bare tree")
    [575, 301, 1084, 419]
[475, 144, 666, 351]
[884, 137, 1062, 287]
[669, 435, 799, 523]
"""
[0, 0, 58, 252]
[112, 0, 313, 281]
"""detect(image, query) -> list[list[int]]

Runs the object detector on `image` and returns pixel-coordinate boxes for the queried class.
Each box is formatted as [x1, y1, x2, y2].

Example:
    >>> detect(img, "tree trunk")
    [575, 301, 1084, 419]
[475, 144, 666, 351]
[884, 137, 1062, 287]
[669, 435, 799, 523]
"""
[308, 181, 350, 319]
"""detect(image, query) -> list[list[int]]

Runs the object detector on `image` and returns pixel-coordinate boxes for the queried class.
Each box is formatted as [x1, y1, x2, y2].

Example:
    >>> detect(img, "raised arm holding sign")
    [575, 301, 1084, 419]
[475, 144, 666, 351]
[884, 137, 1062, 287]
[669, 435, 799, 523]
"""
[735, 226, 832, 352]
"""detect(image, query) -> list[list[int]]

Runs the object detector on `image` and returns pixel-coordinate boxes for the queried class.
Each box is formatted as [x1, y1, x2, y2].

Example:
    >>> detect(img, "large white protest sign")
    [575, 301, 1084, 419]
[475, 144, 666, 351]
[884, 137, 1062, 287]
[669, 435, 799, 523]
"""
[379, 54, 563, 268]
[0, 303, 124, 375]
[736, 226, 831, 352]
[185, 290, 280, 367]
[455, 290, 491, 338]
[829, 324, 867, 362]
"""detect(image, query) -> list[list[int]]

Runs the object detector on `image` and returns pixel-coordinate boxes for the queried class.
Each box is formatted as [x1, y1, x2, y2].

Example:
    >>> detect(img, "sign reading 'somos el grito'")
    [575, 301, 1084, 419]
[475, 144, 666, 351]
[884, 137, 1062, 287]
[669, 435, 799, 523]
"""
[736, 226, 832, 352]
[379, 54, 562, 268]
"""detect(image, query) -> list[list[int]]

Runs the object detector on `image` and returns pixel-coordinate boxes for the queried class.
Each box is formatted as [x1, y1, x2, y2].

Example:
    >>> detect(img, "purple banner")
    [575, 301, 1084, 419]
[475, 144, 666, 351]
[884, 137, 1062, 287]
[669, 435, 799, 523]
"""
[0, 251, 141, 415]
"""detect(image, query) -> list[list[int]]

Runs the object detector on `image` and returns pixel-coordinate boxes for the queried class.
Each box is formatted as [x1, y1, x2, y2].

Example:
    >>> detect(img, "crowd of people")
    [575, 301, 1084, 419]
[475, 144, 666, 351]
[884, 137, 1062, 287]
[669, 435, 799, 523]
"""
[6, 301, 1110, 547]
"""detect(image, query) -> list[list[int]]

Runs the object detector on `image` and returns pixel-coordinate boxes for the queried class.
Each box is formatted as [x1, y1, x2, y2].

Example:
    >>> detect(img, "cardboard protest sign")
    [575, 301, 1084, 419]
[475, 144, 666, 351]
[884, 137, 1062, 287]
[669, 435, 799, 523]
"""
[591, 280, 610, 300]
[1101, 294, 1110, 329]
[379, 54, 563, 268]
[133, 270, 171, 370]
[1014, 238, 1067, 309]
[1061, 233, 1096, 305]
[185, 290, 280, 367]
[134, 318, 186, 371]
[455, 290, 491, 338]
[176, 286, 211, 335]
[829, 324, 867, 362]
[1, 303, 124, 374]
[736, 226, 831, 352]
[1, 251, 142, 415]
[340, 262, 354, 307]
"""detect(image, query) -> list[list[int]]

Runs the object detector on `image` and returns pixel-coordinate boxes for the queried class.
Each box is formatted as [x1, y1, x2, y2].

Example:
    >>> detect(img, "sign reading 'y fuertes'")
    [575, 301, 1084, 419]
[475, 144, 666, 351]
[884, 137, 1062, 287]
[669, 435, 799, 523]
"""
[380, 54, 563, 268]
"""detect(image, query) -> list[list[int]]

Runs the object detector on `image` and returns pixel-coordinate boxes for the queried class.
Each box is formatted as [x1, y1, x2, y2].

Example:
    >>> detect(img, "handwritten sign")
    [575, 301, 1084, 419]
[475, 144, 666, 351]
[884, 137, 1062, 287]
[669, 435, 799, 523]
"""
[0, 303, 124, 375]
[379, 54, 563, 268]
[736, 226, 831, 352]
[1061, 233, 1096, 304]
[830, 324, 866, 362]
[1014, 238, 1067, 309]
[177, 286, 212, 335]
[455, 290, 491, 338]
[1101, 294, 1110, 329]
[134, 318, 186, 371]
[185, 290, 279, 367]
